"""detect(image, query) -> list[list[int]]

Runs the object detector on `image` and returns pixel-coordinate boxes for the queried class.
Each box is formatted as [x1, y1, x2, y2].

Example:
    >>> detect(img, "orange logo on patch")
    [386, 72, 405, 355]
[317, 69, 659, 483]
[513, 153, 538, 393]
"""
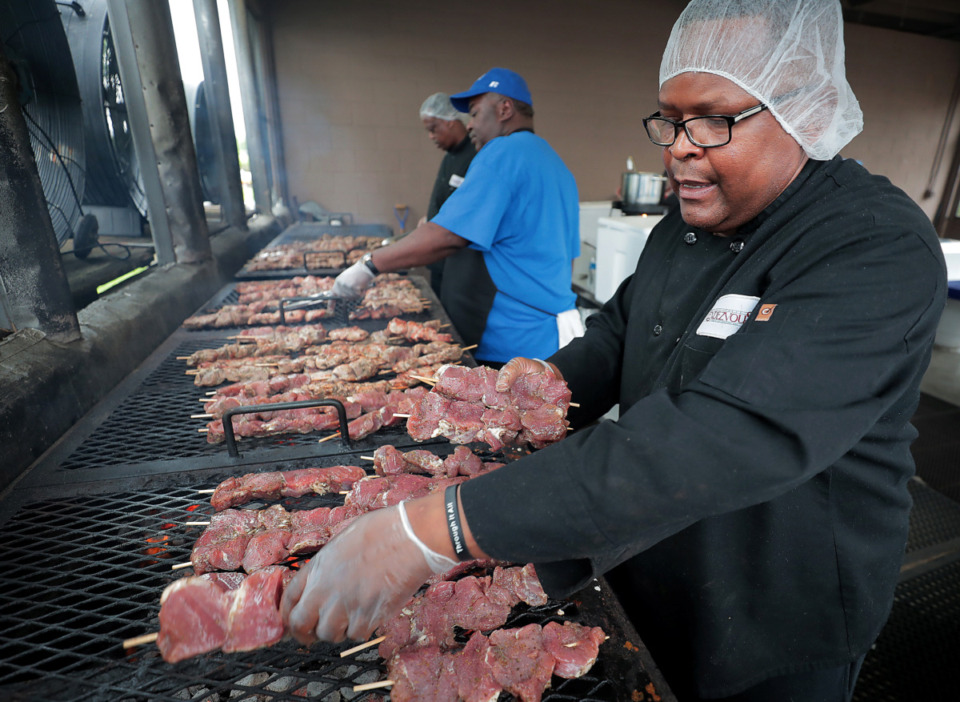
[756, 303, 777, 321]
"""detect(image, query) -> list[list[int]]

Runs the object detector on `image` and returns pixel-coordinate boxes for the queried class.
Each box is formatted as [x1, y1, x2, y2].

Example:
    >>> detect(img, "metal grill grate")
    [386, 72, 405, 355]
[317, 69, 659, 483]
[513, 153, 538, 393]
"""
[235, 223, 394, 279]
[56, 338, 419, 472]
[854, 559, 960, 702]
[0, 480, 664, 702]
[183, 279, 437, 332]
[905, 478, 960, 554]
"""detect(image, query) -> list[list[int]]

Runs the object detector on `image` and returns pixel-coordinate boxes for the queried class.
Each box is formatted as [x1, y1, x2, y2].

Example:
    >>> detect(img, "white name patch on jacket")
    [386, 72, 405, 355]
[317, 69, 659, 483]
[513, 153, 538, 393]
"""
[449, 174, 465, 188]
[696, 294, 760, 339]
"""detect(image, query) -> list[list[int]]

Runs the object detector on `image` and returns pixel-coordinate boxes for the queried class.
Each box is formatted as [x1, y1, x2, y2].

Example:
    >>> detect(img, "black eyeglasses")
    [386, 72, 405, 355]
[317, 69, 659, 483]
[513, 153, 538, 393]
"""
[642, 103, 769, 148]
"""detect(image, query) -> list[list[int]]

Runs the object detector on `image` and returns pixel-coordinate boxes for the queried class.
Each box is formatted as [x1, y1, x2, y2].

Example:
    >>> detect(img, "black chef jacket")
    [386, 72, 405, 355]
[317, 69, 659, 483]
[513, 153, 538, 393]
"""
[459, 156, 947, 698]
[426, 136, 477, 296]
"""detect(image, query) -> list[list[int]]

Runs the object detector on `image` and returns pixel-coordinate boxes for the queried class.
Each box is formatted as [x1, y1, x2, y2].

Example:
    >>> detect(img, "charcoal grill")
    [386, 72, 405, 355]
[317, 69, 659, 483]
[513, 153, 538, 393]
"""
[235, 223, 395, 279]
[0, 458, 673, 702]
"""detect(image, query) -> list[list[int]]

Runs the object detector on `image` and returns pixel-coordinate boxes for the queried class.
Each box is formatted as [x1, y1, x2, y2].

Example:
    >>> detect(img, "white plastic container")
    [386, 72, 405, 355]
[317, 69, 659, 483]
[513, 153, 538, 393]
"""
[594, 215, 663, 302]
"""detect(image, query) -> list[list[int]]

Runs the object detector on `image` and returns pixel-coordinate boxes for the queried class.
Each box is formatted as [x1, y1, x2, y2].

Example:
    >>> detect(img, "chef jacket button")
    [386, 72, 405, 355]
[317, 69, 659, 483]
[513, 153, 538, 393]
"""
[730, 239, 744, 253]
[683, 231, 698, 245]
[653, 324, 663, 336]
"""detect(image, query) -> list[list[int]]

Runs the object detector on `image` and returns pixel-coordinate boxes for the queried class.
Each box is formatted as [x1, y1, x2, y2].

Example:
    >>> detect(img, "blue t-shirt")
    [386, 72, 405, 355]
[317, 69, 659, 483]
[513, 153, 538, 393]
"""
[432, 131, 580, 362]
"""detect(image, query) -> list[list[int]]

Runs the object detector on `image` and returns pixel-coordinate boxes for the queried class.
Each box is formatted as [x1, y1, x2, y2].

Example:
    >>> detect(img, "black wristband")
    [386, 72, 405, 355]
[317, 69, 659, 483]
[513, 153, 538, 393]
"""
[362, 252, 379, 275]
[444, 484, 474, 561]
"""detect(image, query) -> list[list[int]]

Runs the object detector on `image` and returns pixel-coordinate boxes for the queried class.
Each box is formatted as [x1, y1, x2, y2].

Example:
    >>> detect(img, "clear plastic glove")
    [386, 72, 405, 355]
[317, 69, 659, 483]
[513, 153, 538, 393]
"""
[280, 503, 452, 645]
[495, 357, 564, 393]
[330, 260, 375, 299]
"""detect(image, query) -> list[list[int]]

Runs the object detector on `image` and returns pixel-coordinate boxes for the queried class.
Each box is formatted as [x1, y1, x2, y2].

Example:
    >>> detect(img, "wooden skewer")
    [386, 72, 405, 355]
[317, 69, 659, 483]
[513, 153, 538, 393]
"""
[171, 562, 194, 570]
[199, 398, 212, 403]
[340, 635, 386, 657]
[353, 680, 394, 692]
[191, 413, 213, 419]
[176, 356, 191, 360]
[198, 428, 209, 434]
[184, 521, 210, 526]
[393, 413, 411, 418]
[408, 375, 436, 385]
[360, 455, 374, 461]
[123, 632, 159, 648]
[206, 391, 217, 395]
[185, 370, 199, 375]
[461, 344, 478, 351]
[318, 432, 341, 443]
[569, 402, 580, 408]
[198, 488, 216, 493]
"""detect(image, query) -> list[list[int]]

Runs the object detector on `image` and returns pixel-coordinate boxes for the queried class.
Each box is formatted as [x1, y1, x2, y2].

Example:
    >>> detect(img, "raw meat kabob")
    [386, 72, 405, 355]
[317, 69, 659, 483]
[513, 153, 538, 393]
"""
[407, 364, 572, 450]
[180, 451, 503, 574]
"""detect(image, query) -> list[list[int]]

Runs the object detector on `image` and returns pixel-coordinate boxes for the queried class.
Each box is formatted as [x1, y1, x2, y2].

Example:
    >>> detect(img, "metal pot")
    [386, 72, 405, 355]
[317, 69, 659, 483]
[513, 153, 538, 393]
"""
[621, 171, 666, 207]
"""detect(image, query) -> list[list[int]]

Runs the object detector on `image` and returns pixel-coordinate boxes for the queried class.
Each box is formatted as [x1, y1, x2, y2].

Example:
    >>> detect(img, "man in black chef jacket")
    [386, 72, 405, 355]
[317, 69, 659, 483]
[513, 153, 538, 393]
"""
[281, 2, 947, 700]
[417, 92, 476, 295]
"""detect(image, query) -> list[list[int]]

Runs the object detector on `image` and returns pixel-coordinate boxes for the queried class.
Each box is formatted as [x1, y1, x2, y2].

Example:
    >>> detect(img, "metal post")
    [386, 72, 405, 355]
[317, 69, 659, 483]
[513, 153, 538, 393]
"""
[193, 0, 247, 230]
[228, 0, 273, 216]
[252, 10, 290, 215]
[0, 53, 81, 342]
[106, 0, 212, 265]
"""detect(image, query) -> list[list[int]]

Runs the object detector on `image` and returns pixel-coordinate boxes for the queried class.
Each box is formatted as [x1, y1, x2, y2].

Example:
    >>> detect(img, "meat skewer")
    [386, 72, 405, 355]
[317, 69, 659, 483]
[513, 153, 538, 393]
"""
[189, 340, 464, 387]
[150, 567, 293, 663]
[407, 364, 571, 450]
[385, 317, 453, 343]
[383, 621, 606, 702]
[208, 465, 367, 511]
[181, 456, 503, 574]
[201, 386, 430, 444]
[375, 564, 549, 660]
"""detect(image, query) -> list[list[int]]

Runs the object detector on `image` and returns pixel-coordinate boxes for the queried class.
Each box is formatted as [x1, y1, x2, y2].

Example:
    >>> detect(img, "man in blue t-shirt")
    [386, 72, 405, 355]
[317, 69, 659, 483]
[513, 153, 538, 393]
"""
[332, 68, 582, 365]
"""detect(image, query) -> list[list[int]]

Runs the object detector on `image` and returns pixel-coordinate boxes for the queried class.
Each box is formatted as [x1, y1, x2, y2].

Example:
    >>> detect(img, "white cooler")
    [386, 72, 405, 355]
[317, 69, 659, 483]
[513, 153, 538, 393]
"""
[594, 215, 663, 303]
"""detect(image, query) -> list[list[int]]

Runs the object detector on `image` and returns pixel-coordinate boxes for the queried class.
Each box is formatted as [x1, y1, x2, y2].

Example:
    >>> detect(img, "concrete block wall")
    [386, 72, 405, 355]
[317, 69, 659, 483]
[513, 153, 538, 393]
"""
[267, 0, 960, 227]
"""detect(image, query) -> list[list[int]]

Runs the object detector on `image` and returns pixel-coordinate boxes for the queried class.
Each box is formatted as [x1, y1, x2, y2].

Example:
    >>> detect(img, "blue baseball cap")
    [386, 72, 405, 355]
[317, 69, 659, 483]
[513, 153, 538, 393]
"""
[449, 68, 533, 112]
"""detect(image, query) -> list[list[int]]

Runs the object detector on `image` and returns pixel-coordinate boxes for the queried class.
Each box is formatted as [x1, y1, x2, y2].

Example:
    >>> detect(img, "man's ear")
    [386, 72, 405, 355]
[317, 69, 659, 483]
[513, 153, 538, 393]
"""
[497, 97, 514, 122]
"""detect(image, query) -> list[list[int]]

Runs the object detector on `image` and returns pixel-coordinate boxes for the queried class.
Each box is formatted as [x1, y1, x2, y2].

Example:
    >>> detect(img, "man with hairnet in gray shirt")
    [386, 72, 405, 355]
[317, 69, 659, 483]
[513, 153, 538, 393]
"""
[418, 93, 476, 295]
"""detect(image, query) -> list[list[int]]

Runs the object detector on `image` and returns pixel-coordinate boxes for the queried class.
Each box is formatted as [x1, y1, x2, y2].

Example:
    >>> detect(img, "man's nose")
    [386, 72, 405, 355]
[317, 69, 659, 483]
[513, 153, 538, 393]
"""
[669, 127, 703, 159]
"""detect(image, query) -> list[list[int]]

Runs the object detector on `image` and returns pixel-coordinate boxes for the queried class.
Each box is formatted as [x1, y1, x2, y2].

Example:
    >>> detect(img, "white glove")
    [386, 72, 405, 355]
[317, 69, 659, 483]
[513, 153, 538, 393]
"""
[281, 503, 445, 644]
[330, 260, 375, 299]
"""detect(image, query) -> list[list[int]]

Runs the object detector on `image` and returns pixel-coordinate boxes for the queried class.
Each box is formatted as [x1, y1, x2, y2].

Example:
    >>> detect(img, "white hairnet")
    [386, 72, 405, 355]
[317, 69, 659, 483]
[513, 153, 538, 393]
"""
[660, 0, 862, 160]
[419, 93, 467, 123]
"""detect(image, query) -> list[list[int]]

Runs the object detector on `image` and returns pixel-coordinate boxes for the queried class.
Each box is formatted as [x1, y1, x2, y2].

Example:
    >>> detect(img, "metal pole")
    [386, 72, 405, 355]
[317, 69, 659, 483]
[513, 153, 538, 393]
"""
[106, 0, 212, 265]
[193, 0, 247, 230]
[0, 52, 81, 342]
[228, 0, 273, 216]
[252, 10, 290, 214]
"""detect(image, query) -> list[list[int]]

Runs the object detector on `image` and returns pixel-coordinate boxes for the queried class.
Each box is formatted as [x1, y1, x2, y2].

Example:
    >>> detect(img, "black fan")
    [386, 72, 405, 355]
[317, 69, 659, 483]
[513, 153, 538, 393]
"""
[1, 0, 86, 246]
[60, 0, 147, 218]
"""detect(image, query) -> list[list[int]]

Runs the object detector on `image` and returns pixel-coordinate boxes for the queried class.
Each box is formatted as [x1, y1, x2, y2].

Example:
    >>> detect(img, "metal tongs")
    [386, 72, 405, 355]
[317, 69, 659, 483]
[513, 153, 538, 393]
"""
[280, 289, 340, 311]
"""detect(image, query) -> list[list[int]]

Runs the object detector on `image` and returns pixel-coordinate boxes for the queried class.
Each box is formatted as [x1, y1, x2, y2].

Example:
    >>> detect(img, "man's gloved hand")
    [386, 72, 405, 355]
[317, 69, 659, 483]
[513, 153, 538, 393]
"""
[330, 260, 375, 299]
[495, 357, 564, 393]
[280, 503, 453, 645]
